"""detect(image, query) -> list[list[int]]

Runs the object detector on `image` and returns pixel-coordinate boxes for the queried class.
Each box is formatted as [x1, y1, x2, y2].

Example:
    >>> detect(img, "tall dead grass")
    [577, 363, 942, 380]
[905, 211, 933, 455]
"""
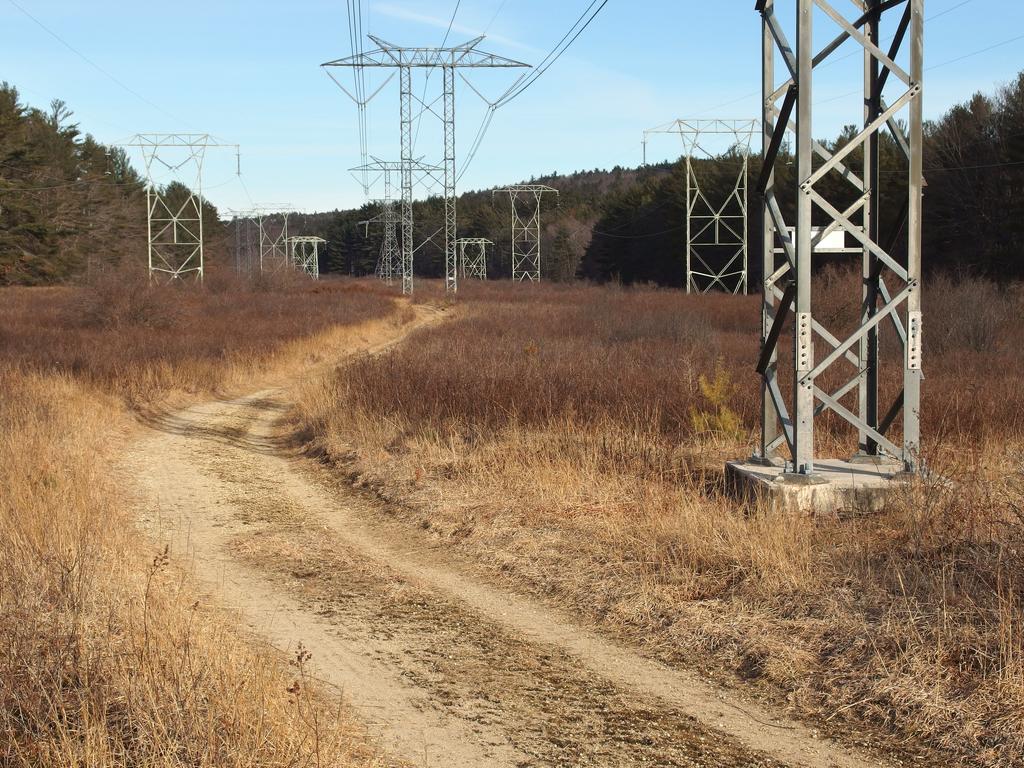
[295, 275, 1024, 766]
[0, 272, 396, 402]
[0, 277, 400, 766]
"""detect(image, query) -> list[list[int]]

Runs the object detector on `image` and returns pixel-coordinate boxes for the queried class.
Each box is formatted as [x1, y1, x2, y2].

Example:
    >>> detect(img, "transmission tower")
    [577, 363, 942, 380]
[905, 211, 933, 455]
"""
[324, 36, 529, 295]
[754, 0, 924, 476]
[372, 202, 401, 284]
[492, 185, 558, 282]
[229, 210, 260, 276]
[119, 134, 238, 282]
[358, 204, 399, 283]
[254, 209, 292, 273]
[457, 237, 492, 281]
[288, 236, 325, 280]
[351, 158, 442, 290]
[644, 120, 758, 294]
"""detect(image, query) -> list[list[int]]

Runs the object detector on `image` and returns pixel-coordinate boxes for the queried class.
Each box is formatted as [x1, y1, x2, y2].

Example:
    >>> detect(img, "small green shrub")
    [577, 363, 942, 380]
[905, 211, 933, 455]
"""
[689, 361, 745, 441]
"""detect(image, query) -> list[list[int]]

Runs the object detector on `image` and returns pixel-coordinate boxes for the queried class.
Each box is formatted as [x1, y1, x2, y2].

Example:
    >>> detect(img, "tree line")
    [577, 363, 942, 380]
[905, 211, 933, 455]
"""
[0, 83, 224, 285]
[332, 71, 1023, 285]
[579, 71, 1024, 285]
[1, 84, 143, 283]
[2, 71, 1021, 285]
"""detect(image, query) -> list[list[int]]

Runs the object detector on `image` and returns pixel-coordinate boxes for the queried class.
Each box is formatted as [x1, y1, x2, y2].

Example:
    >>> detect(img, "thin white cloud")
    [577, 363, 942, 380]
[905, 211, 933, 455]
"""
[372, 3, 540, 56]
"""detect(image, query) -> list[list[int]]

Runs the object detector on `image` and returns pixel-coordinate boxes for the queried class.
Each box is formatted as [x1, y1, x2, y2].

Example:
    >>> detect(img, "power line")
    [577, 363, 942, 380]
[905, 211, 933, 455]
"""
[494, 0, 610, 108]
[0, 178, 139, 193]
[5, 0, 191, 129]
[691, 0, 984, 121]
[459, 0, 611, 181]
[591, 223, 686, 240]
[346, 0, 371, 195]
[1, 170, 246, 195]
[457, 105, 498, 183]
[811, 0, 984, 72]
[817, 30, 1024, 107]
[413, 0, 463, 155]
[484, 0, 510, 33]
[441, 0, 463, 44]
[914, 158, 1024, 173]
[928, 0, 977, 22]
[591, 155, 1024, 242]
[928, 32, 1024, 70]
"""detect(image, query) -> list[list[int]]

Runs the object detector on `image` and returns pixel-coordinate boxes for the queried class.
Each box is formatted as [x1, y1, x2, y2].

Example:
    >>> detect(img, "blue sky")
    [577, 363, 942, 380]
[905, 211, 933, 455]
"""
[2, 1, 1022, 213]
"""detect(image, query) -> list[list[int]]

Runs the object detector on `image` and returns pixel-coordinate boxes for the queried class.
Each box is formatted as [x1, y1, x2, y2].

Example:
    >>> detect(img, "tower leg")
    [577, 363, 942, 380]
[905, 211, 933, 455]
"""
[400, 66, 414, 296]
[444, 65, 458, 294]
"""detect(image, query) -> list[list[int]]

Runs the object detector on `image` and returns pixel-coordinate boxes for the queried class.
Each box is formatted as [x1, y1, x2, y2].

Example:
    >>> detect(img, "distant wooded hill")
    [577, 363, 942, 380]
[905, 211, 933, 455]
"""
[314, 70, 1024, 284]
[2, 72, 1021, 286]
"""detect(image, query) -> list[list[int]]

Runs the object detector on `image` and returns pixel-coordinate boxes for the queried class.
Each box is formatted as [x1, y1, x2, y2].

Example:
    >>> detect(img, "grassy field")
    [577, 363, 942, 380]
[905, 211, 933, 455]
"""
[0, 271, 397, 402]
[0, 275, 400, 767]
[295, 274, 1024, 766]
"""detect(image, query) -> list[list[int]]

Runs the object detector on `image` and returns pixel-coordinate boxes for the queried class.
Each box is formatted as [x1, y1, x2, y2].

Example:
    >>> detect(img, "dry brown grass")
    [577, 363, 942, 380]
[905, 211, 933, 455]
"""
[295, 275, 1024, 766]
[0, 271, 397, 403]
[0, 276, 401, 767]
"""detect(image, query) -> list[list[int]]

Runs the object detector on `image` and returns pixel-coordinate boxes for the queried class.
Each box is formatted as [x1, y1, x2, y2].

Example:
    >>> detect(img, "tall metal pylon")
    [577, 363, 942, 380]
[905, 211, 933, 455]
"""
[229, 210, 260, 276]
[492, 185, 558, 282]
[376, 201, 402, 284]
[351, 158, 443, 287]
[287, 236, 325, 280]
[324, 36, 529, 295]
[644, 120, 759, 294]
[456, 237, 492, 281]
[358, 204, 399, 283]
[119, 134, 239, 282]
[255, 209, 292, 273]
[755, 0, 925, 476]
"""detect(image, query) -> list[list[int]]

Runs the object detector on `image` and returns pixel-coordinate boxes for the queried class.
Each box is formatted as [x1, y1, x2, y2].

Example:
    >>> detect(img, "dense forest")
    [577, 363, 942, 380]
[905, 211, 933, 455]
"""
[1, 72, 1022, 286]
[0, 84, 144, 283]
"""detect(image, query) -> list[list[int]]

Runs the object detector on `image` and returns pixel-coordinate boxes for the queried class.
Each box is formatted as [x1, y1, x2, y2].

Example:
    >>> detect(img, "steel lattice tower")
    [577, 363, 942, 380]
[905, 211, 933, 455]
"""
[358, 204, 398, 283]
[119, 134, 238, 282]
[324, 36, 529, 295]
[644, 120, 759, 294]
[229, 210, 260, 276]
[378, 200, 401, 284]
[287, 236, 325, 280]
[755, 0, 924, 476]
[352, 159, 443, 287]
[256, 209, 291, 273]
[456, 237, 492, 281]
[493, 185, 558, 282]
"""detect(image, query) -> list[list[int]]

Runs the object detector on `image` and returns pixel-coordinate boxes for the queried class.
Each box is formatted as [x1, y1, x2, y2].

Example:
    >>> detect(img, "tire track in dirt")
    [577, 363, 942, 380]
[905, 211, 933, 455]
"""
[120, 304, 892, 768]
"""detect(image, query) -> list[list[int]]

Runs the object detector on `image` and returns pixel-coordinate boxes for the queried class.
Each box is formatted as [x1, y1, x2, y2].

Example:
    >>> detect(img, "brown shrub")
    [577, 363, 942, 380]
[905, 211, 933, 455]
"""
[73, 268, 182, 330]
[1, 277, 396, 403]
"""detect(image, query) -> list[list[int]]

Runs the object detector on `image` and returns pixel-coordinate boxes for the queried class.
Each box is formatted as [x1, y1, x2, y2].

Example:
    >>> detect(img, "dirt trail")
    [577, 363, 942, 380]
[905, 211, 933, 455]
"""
[121, 303, 892, 768]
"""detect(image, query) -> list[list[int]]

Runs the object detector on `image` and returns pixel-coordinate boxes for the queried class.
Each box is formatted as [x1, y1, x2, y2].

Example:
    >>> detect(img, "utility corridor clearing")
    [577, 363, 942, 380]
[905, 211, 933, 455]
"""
[119, 304, 886, 768]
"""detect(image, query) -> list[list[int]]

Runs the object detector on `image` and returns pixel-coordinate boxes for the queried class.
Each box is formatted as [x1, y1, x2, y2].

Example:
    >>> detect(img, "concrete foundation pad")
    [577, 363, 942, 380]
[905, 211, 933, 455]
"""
[725, 458, 909, 516]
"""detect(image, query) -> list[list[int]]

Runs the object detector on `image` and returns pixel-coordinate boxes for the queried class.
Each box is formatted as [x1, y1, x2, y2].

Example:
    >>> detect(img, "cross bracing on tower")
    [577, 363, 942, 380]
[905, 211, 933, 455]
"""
[228, 209, 260, 276]
[643, 119, 759, 295]
[287, 236, 325, 281]
[324, 36, 530, 296]
[351, 158, 443, 292]
[754, 0, 925, 476]
[252, 208, 293, 274]
[358, 203, 401, 285]
[119, 133, 239, 282]
[492, 185, 558, 283]
[456, 237, 492, 281]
